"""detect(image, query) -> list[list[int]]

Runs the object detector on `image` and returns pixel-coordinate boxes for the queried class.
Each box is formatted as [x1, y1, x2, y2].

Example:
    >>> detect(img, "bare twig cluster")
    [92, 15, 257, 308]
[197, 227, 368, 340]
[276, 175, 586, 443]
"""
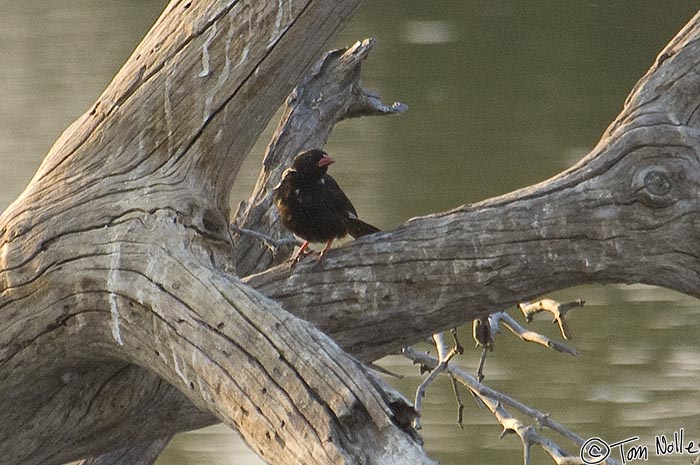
[468, 300, 582, 382]
[403, 299, 620, 465]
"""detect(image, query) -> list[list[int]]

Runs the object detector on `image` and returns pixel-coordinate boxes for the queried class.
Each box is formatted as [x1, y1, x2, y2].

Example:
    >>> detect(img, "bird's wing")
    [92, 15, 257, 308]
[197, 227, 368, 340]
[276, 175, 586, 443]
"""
[319, 174, 359, 219]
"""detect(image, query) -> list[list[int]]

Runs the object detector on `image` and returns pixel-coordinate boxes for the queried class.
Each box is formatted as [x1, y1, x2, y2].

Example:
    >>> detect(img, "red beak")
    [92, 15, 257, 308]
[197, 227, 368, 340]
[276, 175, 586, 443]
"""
[317, 154, 335, 168]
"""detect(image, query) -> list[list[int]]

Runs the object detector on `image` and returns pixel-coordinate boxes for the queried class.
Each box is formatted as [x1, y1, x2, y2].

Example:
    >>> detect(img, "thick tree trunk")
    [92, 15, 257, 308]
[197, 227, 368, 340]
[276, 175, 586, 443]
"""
[0, 2, 431, 465]
[2, 1, 700, 465]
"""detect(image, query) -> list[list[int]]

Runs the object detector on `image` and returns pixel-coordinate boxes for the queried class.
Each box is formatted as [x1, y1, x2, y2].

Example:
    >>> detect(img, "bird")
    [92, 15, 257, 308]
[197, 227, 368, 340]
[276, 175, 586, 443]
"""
[274, 149, 380, 265]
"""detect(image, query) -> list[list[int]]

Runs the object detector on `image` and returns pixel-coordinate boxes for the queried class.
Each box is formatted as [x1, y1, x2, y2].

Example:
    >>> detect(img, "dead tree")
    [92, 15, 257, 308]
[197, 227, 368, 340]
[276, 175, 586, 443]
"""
[2, 1, 700, 464]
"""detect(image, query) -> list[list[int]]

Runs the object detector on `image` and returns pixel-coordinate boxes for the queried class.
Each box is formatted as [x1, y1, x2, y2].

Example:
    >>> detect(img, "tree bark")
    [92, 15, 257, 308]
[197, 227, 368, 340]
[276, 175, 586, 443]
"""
[1, 1, 432, 465]
[248, 8, 700, 360]
[1, 1, 700, 465]
[76, 37, 410, 465]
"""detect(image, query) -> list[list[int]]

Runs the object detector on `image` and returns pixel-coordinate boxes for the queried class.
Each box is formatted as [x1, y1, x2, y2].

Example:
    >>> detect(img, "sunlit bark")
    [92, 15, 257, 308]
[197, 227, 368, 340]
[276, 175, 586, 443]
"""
[2, 1, 700, 465]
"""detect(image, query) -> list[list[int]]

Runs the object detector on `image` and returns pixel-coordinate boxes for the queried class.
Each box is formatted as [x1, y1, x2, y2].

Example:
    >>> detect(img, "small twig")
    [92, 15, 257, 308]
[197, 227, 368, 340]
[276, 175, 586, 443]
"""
[476, 347, 488, 382]
[230, 224, 302, 253]
[366, 362, 403, 379]
[493, 311, 578, 356]
[449, 377, 465, 428]
[440, 328, 464, 428]
[472, 316, 494, 381]
[450, 327, 464, 354]
[518, 299, 585, 340]
[433, 332, 450, 361]
[412, 362, 445, 430]
[412, 333, 459, 430]
[471, 307, 577, 381]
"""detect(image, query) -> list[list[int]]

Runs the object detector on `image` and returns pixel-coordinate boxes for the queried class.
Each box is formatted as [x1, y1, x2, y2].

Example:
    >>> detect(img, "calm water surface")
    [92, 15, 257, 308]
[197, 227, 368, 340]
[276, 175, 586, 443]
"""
[2, 2, 699, 464]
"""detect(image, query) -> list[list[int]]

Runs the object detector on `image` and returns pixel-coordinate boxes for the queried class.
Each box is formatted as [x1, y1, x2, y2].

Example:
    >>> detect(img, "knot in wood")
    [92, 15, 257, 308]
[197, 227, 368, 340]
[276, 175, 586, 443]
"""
[644, 170, 672, 197]
[633, 166, 675, 208]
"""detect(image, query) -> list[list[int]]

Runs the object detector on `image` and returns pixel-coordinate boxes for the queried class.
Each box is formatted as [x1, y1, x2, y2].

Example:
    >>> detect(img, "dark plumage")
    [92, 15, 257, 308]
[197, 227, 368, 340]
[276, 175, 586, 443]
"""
[274, 149, 380, 264]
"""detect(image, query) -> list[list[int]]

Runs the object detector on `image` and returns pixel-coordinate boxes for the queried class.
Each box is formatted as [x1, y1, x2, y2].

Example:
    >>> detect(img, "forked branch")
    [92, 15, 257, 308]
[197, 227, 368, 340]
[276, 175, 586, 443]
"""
[403, 348, 623, 465]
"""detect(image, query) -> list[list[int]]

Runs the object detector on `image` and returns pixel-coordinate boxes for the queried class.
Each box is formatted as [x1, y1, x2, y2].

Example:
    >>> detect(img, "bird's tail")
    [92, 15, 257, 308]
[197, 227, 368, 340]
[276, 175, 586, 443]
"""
[348, 218, 380, 238]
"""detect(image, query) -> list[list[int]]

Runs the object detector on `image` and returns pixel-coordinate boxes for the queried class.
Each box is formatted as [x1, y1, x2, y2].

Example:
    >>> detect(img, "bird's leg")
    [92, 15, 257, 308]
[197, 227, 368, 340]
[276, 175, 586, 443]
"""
[316, 239, 334, 265]
[289, 241, 311, 266]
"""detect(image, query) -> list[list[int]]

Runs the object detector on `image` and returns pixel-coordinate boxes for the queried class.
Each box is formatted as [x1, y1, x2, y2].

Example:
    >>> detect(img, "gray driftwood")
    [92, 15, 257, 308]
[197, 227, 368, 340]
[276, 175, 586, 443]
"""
[0, 1, 430, 465]
[247, 10, 700, 360]
[76, 35, 412, 465]
[2, 0, 700, 464]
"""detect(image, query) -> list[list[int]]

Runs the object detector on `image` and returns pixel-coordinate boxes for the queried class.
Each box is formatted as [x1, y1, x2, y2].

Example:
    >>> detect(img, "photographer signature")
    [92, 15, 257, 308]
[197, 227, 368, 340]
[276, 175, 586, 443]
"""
[580, 429, 698, 464]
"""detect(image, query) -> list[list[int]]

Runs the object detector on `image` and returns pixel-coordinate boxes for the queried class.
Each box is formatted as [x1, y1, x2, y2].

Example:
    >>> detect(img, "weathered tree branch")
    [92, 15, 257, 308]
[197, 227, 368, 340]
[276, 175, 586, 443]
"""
[2, 1, 700, 464]
[77, 37, 411, 465]
[0, 1, 435, 464]
[245, 11, 700, 362]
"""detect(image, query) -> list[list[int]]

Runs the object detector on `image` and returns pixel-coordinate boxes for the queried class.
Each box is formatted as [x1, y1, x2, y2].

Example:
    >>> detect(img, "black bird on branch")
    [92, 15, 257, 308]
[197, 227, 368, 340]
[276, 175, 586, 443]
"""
[274, 149, 380, 265]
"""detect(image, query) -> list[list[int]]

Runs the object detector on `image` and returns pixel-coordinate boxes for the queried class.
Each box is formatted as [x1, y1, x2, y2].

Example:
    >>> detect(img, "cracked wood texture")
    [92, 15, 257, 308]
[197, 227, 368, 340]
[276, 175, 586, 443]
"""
[0, 1, 434, 465]
[74, 38, 411, 465]
[1, 2, 700, 465]
[247, 10, 700, 361]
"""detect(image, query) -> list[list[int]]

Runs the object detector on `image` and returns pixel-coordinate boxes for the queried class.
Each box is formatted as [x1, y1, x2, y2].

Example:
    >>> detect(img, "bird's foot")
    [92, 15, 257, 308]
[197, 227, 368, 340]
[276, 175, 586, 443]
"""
[288, 243, 319, 268]
[312, 239, 333, 268]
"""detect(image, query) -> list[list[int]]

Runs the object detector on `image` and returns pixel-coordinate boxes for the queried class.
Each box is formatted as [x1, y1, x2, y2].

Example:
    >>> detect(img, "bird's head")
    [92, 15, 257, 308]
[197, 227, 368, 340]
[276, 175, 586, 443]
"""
[291, 149, 335, 178]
